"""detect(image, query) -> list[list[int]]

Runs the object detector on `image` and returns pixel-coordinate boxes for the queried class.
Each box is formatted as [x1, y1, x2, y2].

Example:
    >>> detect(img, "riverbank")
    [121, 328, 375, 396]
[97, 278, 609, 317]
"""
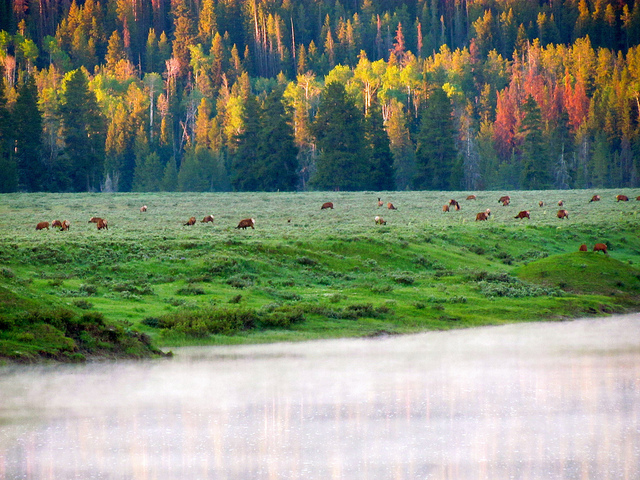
[1, 190, 639, 362]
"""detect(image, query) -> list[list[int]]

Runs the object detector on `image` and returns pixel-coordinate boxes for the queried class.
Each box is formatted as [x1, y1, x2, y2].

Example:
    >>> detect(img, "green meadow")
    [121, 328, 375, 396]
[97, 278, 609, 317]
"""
[1, 189, 640, 362]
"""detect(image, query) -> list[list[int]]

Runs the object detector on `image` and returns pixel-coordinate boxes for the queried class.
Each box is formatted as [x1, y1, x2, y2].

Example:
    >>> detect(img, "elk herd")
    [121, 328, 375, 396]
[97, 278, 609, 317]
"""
[32, 192, 637, 254]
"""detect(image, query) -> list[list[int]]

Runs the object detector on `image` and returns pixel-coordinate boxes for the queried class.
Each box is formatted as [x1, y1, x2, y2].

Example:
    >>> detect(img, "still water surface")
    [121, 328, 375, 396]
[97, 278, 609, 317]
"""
[1, 315, 639, 479]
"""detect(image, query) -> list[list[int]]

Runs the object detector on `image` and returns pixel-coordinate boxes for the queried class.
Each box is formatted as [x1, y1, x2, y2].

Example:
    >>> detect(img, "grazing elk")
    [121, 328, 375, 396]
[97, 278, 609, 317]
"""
[590, 195, 601, 202]
[539, 201, 544, 207]
[449, 199, 460, 210]
[593, 243, 608, 254]
[476, 209, 491, 221]
[51, 220, 63, 229]
[466, 194, 476, 200]
[387, 202, 397, 210]
[498, 195, 510, 206]
[88, 217, 103, 223]
[442, 204, 450, 213]
[616, 194, 629, 202]
[97, 218, 108, 230]
[36, 221, 50, 230]
[374, 216, 386, 225]
[321, 202, 334, 210]
[514, 210, 530, 219]
[557, 209, 569, 219]
[61, 220, 70, 231]
[201, 215, 215, 223]
[558, 200, 564, 206]
[579, 244, 588, 252]
[236, 218, 255, 229]
[140, 205, 148, 212]
[184, 216, 196, 226]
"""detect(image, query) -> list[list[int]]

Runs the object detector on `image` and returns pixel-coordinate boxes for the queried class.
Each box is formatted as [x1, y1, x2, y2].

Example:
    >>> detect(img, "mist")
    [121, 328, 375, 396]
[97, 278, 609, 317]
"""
[1, 315, 639, 479]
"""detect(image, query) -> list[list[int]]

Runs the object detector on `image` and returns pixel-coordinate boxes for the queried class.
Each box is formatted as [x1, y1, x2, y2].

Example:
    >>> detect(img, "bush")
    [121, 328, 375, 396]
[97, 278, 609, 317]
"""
[296, 256, 318, 266]
[73, 299, 93, 309]
[391, 272, 415, 285]
[226, 274, 256, 289]
[176, 285, 206, 295]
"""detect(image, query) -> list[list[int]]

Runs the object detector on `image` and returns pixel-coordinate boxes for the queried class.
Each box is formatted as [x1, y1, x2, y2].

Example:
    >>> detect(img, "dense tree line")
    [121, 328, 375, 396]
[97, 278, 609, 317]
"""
[0, 0, 639, 192]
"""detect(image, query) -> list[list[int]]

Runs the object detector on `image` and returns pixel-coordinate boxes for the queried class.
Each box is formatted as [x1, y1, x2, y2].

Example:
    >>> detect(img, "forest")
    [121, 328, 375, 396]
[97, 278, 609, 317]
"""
[0, 0, 639, 192]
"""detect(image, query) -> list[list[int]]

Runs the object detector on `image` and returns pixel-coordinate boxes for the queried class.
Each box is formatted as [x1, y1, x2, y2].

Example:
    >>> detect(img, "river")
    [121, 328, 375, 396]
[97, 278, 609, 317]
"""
[1, 315, 639, 479]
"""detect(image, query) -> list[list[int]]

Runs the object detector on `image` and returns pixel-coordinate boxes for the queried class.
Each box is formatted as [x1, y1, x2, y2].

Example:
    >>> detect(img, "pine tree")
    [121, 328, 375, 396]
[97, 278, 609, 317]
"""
[254, 88, 298, 191]
[0, 65, 17, 193]
[310, 82, 369, 191]
[364, 102, 394, 191]
[413, 87, 457, 190]
[59, 69, 106, 192]
[13, 75, 43, 192]
[519, 94, 551, 189]
[231, 92, 261, 191]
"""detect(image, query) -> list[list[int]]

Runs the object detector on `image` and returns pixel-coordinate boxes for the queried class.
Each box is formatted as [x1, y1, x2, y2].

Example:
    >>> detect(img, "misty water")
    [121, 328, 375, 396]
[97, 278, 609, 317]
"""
[1, 315, 639, 479]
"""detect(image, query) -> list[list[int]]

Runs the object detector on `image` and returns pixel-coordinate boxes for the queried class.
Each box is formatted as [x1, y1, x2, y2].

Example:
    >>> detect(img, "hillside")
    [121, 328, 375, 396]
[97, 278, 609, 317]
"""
[1, 189, 639, 361]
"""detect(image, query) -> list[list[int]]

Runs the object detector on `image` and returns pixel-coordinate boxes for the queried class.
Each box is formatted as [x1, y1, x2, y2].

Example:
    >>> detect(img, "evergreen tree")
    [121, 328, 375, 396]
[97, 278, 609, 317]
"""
[161, 156, 178, 191]
[231, 92, 261, 191]
[413, 87, 457, 190]
[364, 103, 395, 191]
[0, 65, 17, 193]
[59, 69, 106, 192]
[254, 88, 298, 191]
[13, 75, 43, 192]
[310, 82, 369, 190]
[519, 95, 551, 189]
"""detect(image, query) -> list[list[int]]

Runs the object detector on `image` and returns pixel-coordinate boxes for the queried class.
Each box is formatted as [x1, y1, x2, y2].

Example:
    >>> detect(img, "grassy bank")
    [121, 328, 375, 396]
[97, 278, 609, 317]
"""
[1, 189, 639, 360]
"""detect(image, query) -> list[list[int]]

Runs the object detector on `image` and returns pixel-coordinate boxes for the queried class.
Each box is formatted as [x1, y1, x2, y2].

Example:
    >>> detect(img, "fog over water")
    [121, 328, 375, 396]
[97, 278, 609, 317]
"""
[1, 315, 639, 479]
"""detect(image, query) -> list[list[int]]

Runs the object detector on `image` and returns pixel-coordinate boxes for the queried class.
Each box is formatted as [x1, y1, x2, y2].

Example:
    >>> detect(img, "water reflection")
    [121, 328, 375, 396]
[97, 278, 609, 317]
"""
[1, 315, 639, 479]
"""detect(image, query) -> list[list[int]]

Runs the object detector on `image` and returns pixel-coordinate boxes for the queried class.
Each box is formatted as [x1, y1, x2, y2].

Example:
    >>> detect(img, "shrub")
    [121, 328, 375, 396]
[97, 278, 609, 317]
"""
[228, 294, 243, 304]
[226, 274, 256, 289]
[1, 267, 15, 278]
[73, 299, 93, 309]
[79, 284, 98, 296]
[391, 273, 415, 285]
[176, 285, 206, 295]
[142, 317, 161, 328]
[296, 256, 318, 266]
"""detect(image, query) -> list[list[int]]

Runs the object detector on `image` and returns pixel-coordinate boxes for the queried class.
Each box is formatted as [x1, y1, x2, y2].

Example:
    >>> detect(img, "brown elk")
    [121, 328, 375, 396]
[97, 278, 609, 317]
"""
[616, 194, 629, 202]
[321, 202, 334, 210]
[236, 218, 255, 229]
[590, 195, 600, 202]
[387, 202, 397, 210]
[593, 243, 608, 254]
[36, 221, 50, 230]
[514, 210, 530, 219]
[442, 204, 449, 213]
[466, 194, 476, 200]
[539, 201, 544, 207]
[97, 218, 108, 230]
[498, 195, 510, 206]
[51, 220, 63, 229]
[557, 209, 569, 219]
[374, 216, 386, 225]
[201, 215, 215, 223]
[184, 216, 196, 226]
[140, 205, 148, 212]
[377, 197, 383, 207]
[61, 220, 70, 231]
[476, 209, 491, 221]
[88, 217, 103, 223]
[578, 244, 588, 252]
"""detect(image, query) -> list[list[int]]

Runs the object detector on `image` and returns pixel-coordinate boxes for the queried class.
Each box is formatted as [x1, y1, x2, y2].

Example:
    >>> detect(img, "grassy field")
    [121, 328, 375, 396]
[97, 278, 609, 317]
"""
[1, 188, 640, 360]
